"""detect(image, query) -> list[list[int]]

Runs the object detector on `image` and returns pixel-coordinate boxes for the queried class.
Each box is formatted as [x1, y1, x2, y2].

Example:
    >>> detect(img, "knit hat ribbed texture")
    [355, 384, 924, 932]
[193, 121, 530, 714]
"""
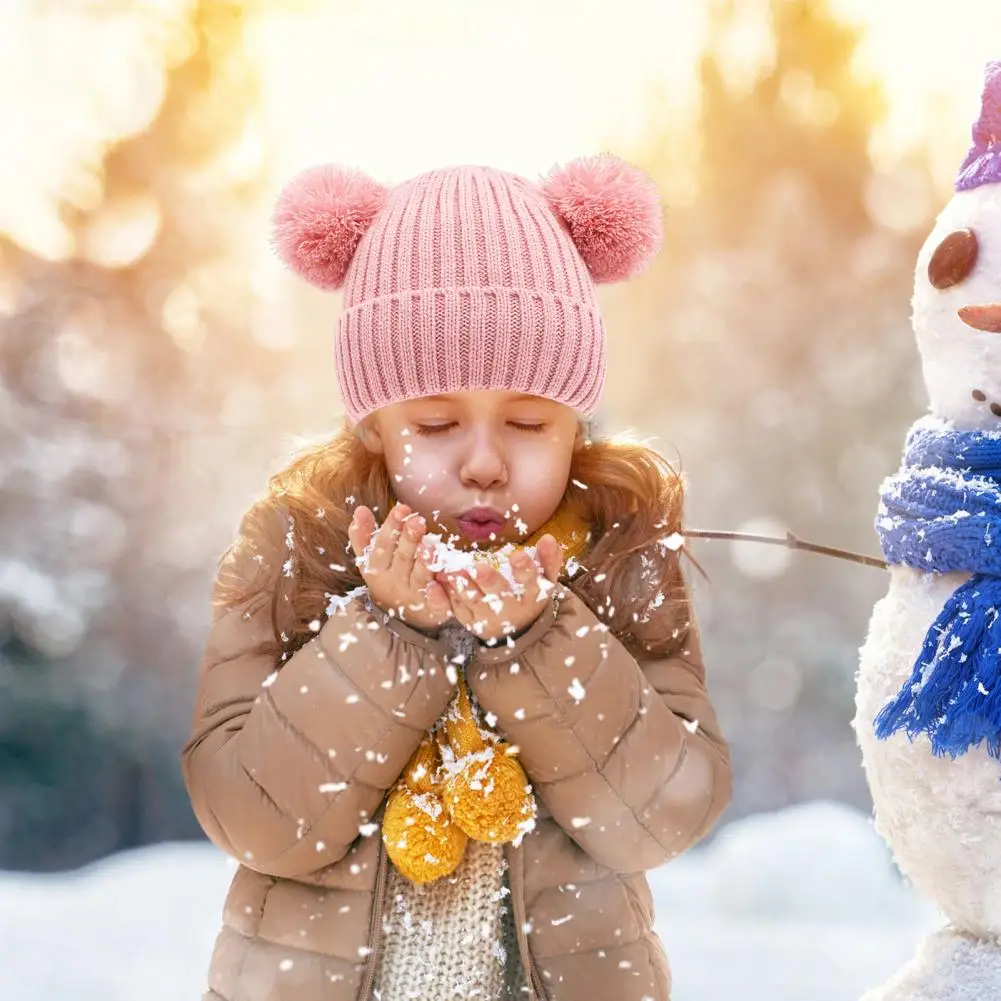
[337, 166, 604, 421]
[271, 157, 664, 422]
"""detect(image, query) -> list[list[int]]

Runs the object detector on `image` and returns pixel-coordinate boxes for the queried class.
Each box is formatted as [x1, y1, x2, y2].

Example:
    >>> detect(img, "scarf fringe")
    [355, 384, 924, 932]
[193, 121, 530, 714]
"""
[875, 575, 1001, 758]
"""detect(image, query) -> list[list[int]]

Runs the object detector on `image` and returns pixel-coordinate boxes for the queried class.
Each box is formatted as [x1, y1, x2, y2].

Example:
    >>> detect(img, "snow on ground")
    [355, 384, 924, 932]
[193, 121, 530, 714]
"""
[0, 800, 943, 1001]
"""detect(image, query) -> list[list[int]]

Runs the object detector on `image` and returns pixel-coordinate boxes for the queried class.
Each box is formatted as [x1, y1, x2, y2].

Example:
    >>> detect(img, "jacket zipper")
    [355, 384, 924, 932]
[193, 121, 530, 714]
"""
[506, 843, 547, 1000]
[359, 839, 389, 1001]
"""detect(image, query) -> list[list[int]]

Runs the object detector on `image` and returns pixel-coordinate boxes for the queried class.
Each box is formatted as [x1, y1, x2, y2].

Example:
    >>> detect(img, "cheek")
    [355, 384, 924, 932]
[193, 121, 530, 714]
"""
[398, 449, 450, 483]
[383, 443, 455, 502]
[510, 443, 574, 509]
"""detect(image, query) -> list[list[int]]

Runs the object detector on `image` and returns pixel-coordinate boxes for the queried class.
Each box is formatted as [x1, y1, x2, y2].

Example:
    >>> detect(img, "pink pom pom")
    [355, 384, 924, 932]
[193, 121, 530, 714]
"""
[271, 165, 387, 290]
[541, 155, 663, 283]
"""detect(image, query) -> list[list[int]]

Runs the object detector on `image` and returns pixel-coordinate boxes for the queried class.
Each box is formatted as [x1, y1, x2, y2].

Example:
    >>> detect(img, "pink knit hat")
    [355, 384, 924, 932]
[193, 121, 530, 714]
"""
[271, 157, 663, 423]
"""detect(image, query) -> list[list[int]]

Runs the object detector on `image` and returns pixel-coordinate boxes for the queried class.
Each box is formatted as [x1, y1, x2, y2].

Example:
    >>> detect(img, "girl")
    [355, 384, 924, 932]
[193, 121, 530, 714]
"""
[182, 156, 731, 1001]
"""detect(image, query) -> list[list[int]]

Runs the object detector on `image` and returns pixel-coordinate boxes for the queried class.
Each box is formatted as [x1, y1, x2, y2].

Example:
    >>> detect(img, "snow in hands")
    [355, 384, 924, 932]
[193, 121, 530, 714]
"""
[437, 538, 561, 646]
[346, 501, 561, 643]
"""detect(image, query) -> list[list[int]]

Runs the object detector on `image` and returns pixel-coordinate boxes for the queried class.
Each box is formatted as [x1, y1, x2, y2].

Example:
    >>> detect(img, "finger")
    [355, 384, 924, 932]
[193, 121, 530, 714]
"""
[462, 568, 509, 623]
[438, 575, 470, 623]
[392, 513, 424, 579]
[348, 506, 377, 562]
[535, 534, 563, 583]
[470, 562, 507, 596]
[508, 548, 541, 603]
[410, 537, 435, 592]
[424, 579, 453, 620]
[435, 572, 481, 633]
[441, 571, 482, 611]
[368, 503, 410, 573]
[455, 570, 488, 602]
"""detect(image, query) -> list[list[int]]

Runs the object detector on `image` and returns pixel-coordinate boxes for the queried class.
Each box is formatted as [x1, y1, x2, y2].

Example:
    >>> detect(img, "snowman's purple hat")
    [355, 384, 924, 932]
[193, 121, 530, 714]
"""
[956, 61, 1001, 192]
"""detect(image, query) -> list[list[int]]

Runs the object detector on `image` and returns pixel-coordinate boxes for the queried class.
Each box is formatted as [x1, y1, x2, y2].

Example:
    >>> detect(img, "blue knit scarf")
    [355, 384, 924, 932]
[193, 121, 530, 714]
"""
[873, 416, 1001, 759]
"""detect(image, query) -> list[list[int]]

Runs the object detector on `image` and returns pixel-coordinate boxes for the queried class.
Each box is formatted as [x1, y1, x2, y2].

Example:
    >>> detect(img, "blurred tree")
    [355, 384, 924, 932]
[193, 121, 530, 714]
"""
[698, 0, 885, 244]
[0, 1, 289, 870]
[601, 0, 939, 825]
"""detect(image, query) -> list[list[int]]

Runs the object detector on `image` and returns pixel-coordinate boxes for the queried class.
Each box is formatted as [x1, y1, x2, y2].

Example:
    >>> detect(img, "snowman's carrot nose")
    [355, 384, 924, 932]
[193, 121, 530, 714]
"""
[958, 303, 1001, 332]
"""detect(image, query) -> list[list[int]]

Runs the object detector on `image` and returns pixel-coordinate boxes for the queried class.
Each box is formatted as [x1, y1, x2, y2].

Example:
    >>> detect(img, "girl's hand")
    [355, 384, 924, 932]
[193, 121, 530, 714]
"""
[439, 535, 563, 645]
[348, 503, 452, 633]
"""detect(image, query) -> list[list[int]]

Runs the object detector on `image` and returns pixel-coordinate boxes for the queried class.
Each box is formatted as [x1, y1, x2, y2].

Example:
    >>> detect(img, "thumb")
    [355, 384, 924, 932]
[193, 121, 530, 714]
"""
[535, 534, 563, 582]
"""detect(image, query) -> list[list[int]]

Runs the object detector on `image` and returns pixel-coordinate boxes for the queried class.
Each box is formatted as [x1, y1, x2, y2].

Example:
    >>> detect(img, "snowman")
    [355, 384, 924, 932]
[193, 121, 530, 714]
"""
[853, 61, 1001, 1000]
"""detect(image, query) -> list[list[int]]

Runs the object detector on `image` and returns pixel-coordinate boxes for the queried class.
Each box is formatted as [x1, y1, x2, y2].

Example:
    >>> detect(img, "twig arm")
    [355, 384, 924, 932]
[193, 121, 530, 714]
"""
[684, 529, 888, 570]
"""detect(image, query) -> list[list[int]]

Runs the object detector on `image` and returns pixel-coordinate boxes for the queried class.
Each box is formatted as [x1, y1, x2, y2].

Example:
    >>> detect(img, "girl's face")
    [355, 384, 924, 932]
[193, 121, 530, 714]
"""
[361, 390, 583, 546]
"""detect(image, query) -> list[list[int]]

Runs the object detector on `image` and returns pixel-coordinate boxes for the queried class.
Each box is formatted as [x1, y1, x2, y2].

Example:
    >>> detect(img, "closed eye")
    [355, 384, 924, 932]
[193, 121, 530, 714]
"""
[413, 421, 547, 435]
[413, 423, 456, 436]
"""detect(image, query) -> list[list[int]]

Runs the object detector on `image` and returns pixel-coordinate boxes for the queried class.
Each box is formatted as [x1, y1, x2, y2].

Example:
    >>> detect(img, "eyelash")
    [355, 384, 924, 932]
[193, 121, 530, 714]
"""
[412, 422, 547, 436]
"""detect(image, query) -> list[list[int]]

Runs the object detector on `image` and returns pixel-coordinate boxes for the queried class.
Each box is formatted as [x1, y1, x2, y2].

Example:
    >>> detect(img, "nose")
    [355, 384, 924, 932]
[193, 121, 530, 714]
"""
[459, 428, 507, 490]
[958, 303, 1001, 332]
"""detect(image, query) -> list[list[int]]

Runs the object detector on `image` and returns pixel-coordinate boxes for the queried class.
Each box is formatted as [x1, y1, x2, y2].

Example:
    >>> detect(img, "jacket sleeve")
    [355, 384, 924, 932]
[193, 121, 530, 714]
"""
[181, 504, 455, 880]
[466, 585, 731, 872]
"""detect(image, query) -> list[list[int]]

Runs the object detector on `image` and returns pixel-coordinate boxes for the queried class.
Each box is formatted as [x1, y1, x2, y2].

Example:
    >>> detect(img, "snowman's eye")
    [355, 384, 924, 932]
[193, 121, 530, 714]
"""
[927, 228, 979, 289]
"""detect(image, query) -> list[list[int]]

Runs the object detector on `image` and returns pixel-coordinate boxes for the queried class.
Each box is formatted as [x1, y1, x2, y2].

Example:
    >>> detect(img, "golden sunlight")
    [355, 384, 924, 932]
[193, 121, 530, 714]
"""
[252, 0, 1001, 193]
[831, 0, 1001, 165]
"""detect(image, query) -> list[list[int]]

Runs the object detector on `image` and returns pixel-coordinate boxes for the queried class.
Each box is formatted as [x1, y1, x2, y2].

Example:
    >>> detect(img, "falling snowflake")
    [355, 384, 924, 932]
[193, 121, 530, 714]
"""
[659, 532, 685, 552]
[326, 585, 368, 617]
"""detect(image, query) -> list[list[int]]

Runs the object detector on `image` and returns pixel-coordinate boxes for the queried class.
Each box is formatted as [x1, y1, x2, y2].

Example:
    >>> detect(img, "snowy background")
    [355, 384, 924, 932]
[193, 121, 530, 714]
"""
[0, 802, 944, 1000]
[1, 2, 998, 999]
[6, 0, 997, 874]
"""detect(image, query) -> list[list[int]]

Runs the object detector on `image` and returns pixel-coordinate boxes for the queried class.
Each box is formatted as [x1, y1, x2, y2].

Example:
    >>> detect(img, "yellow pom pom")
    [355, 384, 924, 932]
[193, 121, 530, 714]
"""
[444, 744, 537, 844]
[382, 784, 467, 884]
[382, 735, 468, 884]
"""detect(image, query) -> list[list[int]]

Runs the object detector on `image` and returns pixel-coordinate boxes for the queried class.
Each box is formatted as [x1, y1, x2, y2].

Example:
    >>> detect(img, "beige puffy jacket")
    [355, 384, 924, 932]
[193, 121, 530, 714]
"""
[182, 505, 731, 1000]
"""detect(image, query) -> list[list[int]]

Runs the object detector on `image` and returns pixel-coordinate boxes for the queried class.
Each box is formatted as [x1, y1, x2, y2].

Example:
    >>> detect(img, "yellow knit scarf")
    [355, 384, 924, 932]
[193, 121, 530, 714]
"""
[381, 502, 591, 884]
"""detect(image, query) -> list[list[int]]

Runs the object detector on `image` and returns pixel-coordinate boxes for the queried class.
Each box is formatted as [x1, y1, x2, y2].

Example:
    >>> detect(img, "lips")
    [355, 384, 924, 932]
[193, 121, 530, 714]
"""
[958, 303, 1001, 332]
[456, 507, 507, 543]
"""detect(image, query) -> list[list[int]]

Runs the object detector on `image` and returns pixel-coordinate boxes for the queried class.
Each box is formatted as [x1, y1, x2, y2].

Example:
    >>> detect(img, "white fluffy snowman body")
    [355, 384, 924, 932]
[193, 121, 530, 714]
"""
[854, 180, 1001, 942]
